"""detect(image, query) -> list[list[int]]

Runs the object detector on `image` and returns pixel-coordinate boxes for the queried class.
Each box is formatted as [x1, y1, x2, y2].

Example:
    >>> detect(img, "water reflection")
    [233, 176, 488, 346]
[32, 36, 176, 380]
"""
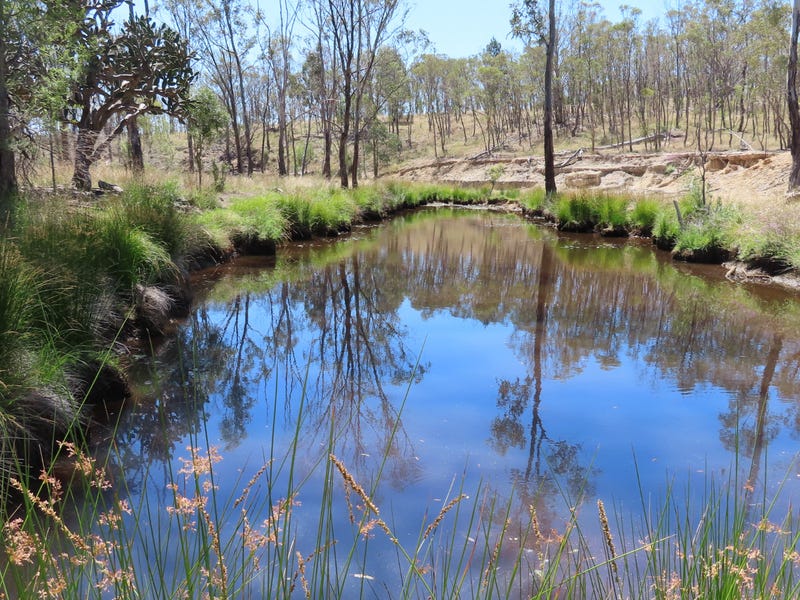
[121, 208, 800, 589]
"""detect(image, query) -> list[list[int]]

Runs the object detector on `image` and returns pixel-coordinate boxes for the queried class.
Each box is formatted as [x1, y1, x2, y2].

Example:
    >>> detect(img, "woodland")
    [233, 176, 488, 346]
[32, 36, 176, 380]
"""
[2, 0, 800, 205]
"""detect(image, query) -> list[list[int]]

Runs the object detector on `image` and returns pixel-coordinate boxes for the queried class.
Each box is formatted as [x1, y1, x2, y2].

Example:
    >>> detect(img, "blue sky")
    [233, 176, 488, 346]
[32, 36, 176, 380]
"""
[404, 0, 668, 58]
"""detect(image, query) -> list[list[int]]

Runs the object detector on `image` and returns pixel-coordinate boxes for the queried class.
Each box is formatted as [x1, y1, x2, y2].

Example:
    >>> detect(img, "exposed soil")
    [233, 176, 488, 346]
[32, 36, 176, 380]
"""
[390, 148, 791, 209]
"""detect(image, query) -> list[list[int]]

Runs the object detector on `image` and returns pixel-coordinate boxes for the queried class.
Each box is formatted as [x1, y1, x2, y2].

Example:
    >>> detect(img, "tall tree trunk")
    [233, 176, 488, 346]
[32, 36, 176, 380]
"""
[788, 0, 800, 189]
[187, 130, 195, 173]
[277, 109, 287, 176]
[0, 2, 17, 215]
[322, 128, 332, 178]
[127, 117, 144, 176]
[73, 128, 95, 191]
[339, 96, 351, 188]
[224, 2, 253, 175]
[543, 0, 557, 195]
[351, 92, 362, 188]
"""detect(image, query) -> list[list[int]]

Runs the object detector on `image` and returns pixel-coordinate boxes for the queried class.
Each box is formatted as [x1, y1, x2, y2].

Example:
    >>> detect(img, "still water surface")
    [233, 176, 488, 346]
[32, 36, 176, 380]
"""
[123, 208, 800, 592]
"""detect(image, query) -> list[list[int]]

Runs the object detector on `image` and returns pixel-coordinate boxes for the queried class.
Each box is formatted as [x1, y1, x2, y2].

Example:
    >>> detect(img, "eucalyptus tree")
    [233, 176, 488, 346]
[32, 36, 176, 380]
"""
[665, 7, 688, 132]
[367, 45, 408, 174]
[0, 0, 34, 206]
[177, 0, 256, 175]
[186, 86, 228, 187]
[518, 45, 545, 144]
[316, 0, 404, 188]
[750, 1, 790, 149]
[372, 45, 410, 138]
[68, 8, 194, 190]
[512, 0, 557, 194]
[0, 0, 84, 213]
[125, 0, 147, 176]
[477, 43, 515, 154]
[559, 1, 598, 142]
[300, 45, 334, 177]
[258, 0, 297, 176]
[789, 0, 800, 188]
[411, 53, 451, 157]
[303, 0, 339, 178]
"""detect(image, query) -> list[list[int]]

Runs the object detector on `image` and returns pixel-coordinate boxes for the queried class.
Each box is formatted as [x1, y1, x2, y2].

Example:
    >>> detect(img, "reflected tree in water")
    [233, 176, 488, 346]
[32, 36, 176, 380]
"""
[491, 243, 596, 533]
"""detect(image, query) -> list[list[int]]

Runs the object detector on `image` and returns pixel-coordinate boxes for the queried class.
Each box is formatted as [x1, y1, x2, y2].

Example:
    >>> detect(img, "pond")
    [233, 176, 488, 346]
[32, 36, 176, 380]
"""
[119, 208, 800, 596]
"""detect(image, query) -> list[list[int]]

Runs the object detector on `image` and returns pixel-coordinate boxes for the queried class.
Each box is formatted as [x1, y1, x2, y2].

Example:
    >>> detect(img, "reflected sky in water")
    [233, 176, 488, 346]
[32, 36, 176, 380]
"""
[122, 208, 800, 591]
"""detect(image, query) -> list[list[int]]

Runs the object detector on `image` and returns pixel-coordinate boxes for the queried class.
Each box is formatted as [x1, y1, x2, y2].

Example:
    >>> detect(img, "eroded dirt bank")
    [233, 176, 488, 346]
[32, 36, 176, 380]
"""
[391, 149, 790, 208]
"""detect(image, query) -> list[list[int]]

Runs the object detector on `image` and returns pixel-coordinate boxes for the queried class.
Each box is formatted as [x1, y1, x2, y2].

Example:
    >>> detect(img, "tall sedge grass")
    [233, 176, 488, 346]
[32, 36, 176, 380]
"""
[629, 198, 661, 235]
[0, 242, 36, 370]
[196, 194, 288, 250]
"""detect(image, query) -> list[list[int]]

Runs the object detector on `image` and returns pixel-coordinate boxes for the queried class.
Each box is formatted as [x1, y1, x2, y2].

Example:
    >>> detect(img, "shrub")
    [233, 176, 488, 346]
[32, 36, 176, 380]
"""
[652, 209, 681, 250]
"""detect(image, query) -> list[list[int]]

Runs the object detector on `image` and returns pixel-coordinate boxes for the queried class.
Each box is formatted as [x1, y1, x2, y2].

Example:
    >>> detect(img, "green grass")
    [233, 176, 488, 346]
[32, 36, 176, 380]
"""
[734, 221, 800, 273]
[196, 194, 288, 250]
[628, 198, 661, 235]
[554, 193, 600, 231]
[595, 195, 629, 231]
[0, 242, 37, 369]
[93, 217, 176, 291]
[673, 202, 741, 262]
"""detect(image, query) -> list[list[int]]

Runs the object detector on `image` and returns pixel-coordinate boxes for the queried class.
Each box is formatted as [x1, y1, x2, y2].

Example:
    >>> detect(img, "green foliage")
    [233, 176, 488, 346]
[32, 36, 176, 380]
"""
[114, 183, 191, 258]
[93, 218, 175, 291]
[0, 241, 36, 372]
[187, 87, 228, 141]
[555, 194, 599, 231]
[672, 202, 741, 261]
[350, 185, 387, 216]
[306, 189, 360, 234]
[487, 164, 506, 192]
[629, 198, 661, 235]
[187, 87, 228, 187]
[69, 13, 194, 189]
[595, 195, 629, 229]
[211, 162, 226, 192]
[652, 210, 681, 249]
[734, 217, 800, 272]
[185, 189, 220, 211]
[207, 195, 288, 246]
[518, 188, 549, 213]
